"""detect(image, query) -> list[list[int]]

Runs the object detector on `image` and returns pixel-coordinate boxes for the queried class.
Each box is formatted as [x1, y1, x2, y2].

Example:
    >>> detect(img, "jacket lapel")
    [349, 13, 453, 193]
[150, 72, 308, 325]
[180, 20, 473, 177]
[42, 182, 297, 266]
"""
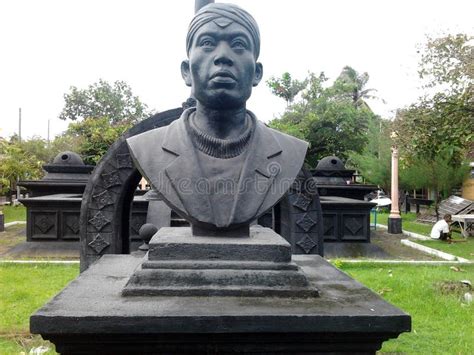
[162, 113, 214, 222]
[229, 118, 283, 224]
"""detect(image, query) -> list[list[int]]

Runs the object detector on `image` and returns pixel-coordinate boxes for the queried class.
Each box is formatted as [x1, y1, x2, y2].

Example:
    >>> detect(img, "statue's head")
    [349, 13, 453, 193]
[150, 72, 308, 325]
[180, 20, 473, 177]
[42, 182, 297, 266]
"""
[181, 3, 263, 110]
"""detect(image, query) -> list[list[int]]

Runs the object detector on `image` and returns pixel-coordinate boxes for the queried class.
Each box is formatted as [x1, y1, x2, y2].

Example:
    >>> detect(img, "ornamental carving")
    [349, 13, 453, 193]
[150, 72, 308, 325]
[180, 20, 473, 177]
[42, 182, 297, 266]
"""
[296, 213, 317, 232]
[88, 234, 110, 254]
[101, 172, 121, 189]
[296, 235, 317, 254]
[88, 211, 111, 231]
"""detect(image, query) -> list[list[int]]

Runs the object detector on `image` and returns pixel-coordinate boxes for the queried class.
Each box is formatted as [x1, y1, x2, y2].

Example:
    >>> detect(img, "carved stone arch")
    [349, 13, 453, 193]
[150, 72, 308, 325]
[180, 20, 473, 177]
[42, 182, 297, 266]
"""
[80, 107, 323, 271]
[80, 108, 183, 271]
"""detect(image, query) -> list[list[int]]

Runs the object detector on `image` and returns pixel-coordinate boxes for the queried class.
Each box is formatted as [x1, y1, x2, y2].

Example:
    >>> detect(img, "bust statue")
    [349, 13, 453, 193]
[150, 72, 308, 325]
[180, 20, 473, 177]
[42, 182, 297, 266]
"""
[127, 3, 308, 236]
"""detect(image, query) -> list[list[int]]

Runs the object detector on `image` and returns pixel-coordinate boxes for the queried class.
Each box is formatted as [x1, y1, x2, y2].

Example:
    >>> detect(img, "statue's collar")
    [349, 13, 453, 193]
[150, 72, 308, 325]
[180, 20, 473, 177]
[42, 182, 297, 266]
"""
[184, 108, 255, 159]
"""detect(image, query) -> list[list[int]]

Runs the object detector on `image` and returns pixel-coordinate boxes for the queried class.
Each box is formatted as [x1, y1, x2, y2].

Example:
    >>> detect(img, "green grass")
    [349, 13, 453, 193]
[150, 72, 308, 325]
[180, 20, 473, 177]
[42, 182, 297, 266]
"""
[1, 262, 473, 354]
[416, 239, 474, 261]
[340, 262, 474, 354]
[0, 263, 79, 354]
[0, 205, 26, 223]
[373, 212, 464, 238]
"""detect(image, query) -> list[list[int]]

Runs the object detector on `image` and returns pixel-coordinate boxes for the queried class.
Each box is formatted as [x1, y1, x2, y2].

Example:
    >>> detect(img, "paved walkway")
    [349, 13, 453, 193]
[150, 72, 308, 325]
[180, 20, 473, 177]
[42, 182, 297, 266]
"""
[0, 222, 443, 262]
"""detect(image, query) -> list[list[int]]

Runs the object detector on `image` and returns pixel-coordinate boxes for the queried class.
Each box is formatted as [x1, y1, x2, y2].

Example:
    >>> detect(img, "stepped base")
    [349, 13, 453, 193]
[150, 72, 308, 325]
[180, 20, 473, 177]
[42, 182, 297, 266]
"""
[31, 254, 411, 354]
[122, 226, 318, 297]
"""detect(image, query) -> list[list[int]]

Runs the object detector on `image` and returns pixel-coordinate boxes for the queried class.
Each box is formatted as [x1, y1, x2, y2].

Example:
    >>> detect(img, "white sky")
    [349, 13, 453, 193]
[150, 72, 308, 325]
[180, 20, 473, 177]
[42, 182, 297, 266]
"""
[0, 0, 472, 140]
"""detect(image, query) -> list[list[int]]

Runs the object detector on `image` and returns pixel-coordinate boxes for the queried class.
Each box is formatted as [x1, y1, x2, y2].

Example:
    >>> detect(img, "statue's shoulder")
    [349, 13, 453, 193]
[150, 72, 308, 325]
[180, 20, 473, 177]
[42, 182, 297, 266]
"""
[256, 120, 308, 155]
[127, 121, 171, 148]
[126, 117, 183, 154]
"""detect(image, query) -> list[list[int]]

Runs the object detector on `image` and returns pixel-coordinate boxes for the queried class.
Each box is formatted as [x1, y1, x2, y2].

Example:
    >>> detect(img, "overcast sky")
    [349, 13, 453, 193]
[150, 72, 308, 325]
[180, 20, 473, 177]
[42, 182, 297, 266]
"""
[0, 0, 472, 140]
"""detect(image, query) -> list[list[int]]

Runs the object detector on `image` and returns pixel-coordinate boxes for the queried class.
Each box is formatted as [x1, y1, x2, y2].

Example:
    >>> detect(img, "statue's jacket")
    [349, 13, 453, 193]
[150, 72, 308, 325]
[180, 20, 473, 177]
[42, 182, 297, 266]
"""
[127, 108, 308, 229]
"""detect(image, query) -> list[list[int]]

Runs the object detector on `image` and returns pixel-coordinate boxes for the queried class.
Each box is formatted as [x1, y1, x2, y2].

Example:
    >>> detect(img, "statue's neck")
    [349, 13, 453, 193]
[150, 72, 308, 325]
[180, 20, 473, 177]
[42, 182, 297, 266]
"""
[193, 104, 248, 140]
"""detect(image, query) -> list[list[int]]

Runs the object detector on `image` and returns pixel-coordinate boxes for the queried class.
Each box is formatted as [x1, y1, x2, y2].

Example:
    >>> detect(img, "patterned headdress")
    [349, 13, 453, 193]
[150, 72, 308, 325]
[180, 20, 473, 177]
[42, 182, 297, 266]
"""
[186, 3, 260, 59]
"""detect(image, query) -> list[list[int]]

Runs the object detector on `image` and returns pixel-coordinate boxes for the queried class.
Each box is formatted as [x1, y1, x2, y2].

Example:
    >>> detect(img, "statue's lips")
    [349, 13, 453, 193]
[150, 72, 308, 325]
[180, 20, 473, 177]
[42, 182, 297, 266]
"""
[210, 71, 237, 84]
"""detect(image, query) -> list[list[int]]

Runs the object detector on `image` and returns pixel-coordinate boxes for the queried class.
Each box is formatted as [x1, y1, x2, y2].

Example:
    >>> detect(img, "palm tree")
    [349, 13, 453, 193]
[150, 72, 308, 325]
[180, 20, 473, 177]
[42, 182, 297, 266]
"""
[333, 66, 384, 110]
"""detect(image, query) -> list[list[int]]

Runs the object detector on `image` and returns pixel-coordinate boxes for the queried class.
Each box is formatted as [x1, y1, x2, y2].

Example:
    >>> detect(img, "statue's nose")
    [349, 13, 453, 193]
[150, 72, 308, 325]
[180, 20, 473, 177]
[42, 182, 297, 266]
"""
[213, 43, 234, 66]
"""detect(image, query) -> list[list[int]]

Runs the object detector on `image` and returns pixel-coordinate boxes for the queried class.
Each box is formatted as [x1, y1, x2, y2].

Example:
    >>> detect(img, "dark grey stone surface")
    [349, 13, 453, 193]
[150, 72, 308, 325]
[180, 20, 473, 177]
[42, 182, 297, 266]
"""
[320, 196, 375, 242]
[147, 226, 291, 262]
[18, 193, 149, 243]
[312, 155, 377, 200]
[126, 3, 308, 236]
[18, 151, 93, 198]
[31, 254, 410, 354]
[122, 226, 318, 297]
[79, 108, 184, 271]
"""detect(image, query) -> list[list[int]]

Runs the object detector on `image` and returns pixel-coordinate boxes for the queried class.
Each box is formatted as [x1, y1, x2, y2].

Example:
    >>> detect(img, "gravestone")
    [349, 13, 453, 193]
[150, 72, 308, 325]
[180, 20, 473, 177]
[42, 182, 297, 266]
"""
[31, 2, 410, 353]
[312, 156, 377, 243]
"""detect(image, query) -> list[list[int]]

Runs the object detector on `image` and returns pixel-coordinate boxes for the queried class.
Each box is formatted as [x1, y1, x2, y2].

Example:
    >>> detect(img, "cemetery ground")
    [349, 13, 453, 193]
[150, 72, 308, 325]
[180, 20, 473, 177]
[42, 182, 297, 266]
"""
[0, 207, 472, 354]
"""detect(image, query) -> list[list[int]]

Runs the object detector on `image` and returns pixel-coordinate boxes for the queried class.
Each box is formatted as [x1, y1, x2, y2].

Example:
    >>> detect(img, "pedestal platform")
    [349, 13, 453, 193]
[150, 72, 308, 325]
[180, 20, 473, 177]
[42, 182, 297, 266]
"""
[31, 254, 410, 354]
[122, 226, 318, 297]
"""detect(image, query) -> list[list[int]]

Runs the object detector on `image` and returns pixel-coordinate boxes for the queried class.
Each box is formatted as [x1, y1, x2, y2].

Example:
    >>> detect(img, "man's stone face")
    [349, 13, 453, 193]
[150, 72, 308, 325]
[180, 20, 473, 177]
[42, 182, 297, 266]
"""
[182, 20, 262, 110]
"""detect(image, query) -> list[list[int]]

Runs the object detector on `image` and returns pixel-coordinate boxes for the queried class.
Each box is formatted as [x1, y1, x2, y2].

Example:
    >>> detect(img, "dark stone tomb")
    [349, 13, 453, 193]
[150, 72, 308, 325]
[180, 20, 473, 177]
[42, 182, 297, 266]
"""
[19, 152, 94, 241]
[19, 151, 94, 197]
[31, 2, 409, 353]
[312, 156, 376, 243]
[19, 151, 149, 243]
[313, 156, 377, 200]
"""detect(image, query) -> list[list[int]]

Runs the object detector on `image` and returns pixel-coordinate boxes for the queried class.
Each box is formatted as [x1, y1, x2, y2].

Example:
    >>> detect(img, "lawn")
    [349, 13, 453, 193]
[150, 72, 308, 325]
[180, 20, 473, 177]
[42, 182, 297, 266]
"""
[0, 262, 79, 354]
[416, 238, 474, 261]
[372, 212, 464, 237]
[0, 262, 472, 354]
[341, 262, 473, 354]
[0, 205, 26, 223]
[373, 212, 473, 260]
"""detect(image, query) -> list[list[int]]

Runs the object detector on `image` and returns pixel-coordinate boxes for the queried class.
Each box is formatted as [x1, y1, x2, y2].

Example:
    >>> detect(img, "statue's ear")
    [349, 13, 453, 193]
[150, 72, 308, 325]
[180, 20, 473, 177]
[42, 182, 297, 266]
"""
[181, 60, 192, 87]
[253, 62, 263, 87]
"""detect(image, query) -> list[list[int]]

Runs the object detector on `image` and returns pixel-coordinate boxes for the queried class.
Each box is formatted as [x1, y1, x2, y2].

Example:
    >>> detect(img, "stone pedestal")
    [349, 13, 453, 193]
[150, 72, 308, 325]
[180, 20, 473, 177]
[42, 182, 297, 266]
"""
[388, 217, 403, 234]
[31, 253, 410, 354]
[123, 226, 318, 297]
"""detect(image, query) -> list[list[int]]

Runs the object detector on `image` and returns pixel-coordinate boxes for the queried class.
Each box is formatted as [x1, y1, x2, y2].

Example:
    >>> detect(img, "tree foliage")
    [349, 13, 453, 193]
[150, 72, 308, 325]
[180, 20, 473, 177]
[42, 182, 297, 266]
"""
[0, 138, 44, 197]
[418, 33, 473, 93]
[331, 66, 382, 109]
[64, 117, 132, 165]
[348, 118, 392, 192]
[0, 135, 84, 197]
[266, 72, 307, 106]
[394, 34, 473, 164]
[57, 79, 151, 165]
[59, 79, 151, 124]
[392, 33, 473, 200]
[401, 150, 469, 198]
[268, 69, 379, 167]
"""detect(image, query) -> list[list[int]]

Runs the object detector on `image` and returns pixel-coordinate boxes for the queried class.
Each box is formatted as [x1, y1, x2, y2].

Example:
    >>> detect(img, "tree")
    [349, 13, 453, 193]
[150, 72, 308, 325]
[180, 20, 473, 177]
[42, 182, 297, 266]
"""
[331, 66, 382, 109]
[392, 34, 472, 207]
[58, 79, 152, 164]
[418, 33, 473, 93]
[348, 118, 392, 192]
[268, 70, 378, 167]
[394, 34, 473, 165]
[0, 138, 44, 201]
[400, 150, 470, 217]
[64, 117, 132, 165]
[59, 79, 151, 124]
[266, 72, 307, 106]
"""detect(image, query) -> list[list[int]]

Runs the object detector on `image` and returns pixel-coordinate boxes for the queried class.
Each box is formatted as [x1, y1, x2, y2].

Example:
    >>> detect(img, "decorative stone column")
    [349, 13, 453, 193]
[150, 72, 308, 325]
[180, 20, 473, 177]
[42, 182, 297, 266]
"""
[388, 142, 402, 234]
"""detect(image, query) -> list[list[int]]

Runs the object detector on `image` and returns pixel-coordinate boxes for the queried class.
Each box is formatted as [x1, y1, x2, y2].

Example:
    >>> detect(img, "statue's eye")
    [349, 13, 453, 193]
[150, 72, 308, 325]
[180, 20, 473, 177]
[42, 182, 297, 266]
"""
[232, 39, 248, 49]
[200, 38, 215, 48]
